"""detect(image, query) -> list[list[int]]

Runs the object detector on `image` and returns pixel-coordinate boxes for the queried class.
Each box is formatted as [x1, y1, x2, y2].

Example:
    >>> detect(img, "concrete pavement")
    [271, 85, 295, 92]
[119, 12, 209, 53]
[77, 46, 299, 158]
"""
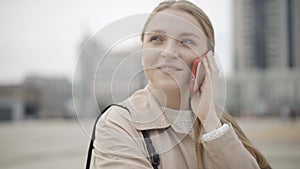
[0, 117, 299, 169]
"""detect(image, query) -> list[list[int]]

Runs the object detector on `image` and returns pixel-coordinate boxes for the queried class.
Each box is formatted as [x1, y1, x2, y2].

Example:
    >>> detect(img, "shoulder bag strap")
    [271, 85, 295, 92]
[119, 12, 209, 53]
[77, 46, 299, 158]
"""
[85, 104, 160, 169]
[85, 104, 128, 169]
[141, 130, 160, 169]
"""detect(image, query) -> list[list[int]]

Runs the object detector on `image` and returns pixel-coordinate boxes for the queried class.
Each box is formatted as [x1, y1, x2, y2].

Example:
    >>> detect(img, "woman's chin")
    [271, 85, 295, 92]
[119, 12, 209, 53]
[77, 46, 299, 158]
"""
[153, 81, 188, 93]
[146, 71, 190, 93]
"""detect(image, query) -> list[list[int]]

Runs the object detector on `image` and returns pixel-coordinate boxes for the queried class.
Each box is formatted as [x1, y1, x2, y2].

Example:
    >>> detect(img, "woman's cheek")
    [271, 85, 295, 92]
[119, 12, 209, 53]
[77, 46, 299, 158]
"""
[182, 54, 196, 70]
[142, 48, 160, 68]
[141, 53, 152, 68]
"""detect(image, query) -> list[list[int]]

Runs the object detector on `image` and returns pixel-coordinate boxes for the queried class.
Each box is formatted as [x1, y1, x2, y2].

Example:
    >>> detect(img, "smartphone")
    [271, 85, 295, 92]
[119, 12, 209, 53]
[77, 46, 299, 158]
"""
[189, 53, 207, 93]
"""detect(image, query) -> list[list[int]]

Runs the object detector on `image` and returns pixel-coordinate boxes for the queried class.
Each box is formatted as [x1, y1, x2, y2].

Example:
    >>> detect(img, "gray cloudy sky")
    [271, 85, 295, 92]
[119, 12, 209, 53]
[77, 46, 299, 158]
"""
[0, 0, 233, 84]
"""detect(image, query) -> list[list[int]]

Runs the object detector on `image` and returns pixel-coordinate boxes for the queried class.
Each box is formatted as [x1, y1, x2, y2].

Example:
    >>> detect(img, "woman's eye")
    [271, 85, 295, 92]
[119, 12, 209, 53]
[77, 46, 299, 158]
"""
[150, 36, 163, 42]
[181, 39, 194, 45]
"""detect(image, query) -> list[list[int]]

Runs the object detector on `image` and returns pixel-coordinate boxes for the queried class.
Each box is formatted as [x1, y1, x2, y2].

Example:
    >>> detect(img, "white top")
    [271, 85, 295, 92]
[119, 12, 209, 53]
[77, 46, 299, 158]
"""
[162, 106, 230, 142]
[163, 107, 195, 135]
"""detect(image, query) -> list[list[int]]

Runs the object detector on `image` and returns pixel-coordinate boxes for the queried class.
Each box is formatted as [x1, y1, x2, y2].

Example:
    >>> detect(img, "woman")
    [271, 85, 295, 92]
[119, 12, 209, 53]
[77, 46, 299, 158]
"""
[93, 1, 271, 168]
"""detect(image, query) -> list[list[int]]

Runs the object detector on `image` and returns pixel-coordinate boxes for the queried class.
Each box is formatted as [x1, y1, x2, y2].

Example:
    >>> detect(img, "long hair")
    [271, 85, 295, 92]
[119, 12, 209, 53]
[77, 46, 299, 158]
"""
[141, 1, 271, 168]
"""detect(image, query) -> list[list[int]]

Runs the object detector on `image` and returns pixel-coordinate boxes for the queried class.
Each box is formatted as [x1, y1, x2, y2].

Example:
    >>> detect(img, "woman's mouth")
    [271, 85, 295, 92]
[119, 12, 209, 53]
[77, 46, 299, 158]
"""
[157, 66, 182, 73]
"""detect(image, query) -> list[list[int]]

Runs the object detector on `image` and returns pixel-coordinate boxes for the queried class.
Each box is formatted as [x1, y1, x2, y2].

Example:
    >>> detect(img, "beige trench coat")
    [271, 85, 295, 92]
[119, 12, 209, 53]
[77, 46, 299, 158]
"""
[93, 86, 260, 169]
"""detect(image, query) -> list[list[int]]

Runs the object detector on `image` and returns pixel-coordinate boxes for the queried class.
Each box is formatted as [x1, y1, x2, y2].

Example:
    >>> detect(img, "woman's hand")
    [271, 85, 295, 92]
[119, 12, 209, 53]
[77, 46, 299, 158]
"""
[190, 50, 222, 133]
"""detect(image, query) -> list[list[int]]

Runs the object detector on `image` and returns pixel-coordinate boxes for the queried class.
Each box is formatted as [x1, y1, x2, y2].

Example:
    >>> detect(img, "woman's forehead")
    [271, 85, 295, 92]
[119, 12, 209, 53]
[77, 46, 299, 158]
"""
[145, 9, 205, 38]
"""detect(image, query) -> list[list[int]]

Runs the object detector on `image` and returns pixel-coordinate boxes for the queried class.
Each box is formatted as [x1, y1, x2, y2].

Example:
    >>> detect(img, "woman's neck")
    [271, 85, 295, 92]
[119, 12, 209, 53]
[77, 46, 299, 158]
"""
[148, 85, 190, 110]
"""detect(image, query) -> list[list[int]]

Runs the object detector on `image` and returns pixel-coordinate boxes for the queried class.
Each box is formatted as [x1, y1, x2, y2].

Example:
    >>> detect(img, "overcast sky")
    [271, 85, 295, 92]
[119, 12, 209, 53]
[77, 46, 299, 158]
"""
[0, 0, 233, 84]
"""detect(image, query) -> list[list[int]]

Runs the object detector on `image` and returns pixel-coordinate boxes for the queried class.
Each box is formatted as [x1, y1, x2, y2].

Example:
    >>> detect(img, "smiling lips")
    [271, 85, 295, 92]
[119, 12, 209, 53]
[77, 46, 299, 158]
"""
[157, 65, 182, 74]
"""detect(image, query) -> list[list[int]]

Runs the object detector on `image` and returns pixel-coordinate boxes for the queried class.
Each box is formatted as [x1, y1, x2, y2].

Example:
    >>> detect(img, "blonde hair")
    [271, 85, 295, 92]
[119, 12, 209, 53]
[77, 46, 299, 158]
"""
[141, 1, 271, 168]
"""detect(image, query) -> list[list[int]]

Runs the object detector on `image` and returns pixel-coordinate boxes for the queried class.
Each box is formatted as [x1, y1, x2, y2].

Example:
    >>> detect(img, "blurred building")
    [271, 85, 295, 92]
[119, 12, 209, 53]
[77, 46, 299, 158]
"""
[74, 35, 146, 118]
[230, 0, 300, 115]
[23, 76, 73, 118]
[234, 0, 300, 70]
[0, 85, 24, 121]
[0, 76, 73, 121]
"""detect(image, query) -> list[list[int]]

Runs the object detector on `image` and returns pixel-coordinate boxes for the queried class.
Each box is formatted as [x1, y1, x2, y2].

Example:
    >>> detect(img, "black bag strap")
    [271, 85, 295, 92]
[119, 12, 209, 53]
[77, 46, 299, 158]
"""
[141, 130, 160, 169]
[85, 104, 160, 169]
[86, 104, 125, 169]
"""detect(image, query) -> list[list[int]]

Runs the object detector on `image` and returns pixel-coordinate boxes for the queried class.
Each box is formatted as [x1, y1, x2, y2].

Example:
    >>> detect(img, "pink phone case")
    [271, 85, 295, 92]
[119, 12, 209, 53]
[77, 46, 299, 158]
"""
[189, 54, 207, 93]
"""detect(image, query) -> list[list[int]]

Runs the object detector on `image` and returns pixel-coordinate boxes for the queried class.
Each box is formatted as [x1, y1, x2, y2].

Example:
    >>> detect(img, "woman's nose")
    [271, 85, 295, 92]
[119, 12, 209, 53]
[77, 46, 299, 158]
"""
[161, 39, 179, 59]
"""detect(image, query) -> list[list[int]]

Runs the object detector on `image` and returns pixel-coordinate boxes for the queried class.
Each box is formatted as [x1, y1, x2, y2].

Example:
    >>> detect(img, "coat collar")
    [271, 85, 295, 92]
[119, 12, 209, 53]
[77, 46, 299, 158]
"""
[122, 85, 171, 131]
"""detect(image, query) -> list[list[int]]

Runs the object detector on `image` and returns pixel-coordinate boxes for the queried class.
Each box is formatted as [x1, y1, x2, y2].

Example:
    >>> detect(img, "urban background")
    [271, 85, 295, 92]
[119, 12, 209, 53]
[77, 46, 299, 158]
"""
[0, 0, 299, 169]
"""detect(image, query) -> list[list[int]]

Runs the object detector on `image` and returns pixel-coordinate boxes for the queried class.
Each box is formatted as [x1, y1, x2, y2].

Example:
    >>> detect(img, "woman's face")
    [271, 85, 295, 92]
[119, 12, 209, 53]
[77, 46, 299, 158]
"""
[142, 8, 208, 92]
